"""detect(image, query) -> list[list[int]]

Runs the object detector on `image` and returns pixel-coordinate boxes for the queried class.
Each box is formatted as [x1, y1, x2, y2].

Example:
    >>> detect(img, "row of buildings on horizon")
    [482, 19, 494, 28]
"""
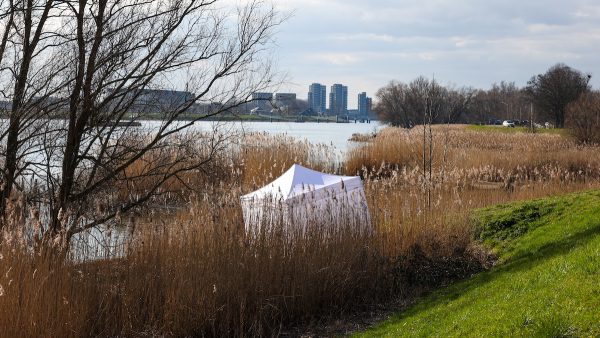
[0, 85, 373, 120]
[308, 83, 372, 117]
[250, 83, 373, 119]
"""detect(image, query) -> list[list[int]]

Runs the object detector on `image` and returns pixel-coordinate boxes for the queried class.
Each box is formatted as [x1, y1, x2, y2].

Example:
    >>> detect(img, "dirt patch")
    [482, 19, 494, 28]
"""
[280, 247, 493, 337]
[279, 296, 416, 337]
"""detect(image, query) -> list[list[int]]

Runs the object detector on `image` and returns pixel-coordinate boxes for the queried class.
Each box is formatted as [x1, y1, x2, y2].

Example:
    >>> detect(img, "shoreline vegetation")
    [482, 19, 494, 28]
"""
[0, 112, 376, 124]
[1, 125, 600, 336]
[358, 190, 600, 337]
[466, 124, 567, 135]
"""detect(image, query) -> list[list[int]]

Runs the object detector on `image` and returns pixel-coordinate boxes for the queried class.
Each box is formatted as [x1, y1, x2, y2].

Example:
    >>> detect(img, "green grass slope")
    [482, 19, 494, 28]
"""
[467, 125, 565, 135]
[357, 190, 600, 337]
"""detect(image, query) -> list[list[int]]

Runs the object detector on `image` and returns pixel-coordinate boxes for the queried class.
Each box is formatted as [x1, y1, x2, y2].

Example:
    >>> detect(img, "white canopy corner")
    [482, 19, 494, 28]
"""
[240, 164, 371, 234]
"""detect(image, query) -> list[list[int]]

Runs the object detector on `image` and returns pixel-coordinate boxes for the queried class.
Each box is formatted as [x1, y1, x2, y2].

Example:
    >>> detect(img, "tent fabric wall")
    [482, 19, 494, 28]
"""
[240, 164, 371, 235]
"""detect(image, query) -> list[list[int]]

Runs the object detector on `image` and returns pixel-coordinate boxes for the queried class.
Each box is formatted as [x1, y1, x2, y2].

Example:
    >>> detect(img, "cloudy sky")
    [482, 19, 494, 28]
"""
[271, 0, 600, 108]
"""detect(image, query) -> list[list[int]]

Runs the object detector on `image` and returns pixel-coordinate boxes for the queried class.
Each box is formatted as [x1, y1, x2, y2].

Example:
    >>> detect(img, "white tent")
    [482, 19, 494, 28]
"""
[240, 164, 371, 235]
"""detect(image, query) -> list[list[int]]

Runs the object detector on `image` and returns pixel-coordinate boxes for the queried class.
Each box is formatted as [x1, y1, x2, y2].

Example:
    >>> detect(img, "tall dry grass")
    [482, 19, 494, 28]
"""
[1, 125, 600, 336]
[236, 132, 339, 189]
[348, 125, 600, 258]
[0, 198, 382, 337]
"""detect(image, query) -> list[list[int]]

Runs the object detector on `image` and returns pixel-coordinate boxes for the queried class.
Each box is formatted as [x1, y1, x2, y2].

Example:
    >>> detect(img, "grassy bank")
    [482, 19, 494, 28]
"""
[358, 190, 600, 337]
[466, 124, 566, 135]
[348, 125, 600, 258]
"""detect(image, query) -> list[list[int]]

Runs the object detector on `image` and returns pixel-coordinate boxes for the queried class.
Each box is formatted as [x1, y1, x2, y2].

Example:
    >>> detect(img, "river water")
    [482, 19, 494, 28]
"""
[10, 119, 381, 182]
[140, 120, 381, 153]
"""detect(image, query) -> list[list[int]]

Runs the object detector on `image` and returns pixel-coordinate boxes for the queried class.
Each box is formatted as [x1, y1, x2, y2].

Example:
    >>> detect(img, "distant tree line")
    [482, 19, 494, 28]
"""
[374, 77, 474, 128]
[374, 63, 593, 133]
[526, 63, 591, 128]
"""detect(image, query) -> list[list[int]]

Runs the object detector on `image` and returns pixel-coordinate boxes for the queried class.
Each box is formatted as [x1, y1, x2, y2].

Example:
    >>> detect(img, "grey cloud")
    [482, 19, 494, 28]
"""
[275, 0, 600, 102]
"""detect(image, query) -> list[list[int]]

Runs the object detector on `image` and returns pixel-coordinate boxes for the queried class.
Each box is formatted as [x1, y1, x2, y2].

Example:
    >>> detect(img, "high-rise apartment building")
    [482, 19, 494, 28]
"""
[329, 84, 348, 116]
[308, 83, 326, 113]
[358, 92, 372, 117]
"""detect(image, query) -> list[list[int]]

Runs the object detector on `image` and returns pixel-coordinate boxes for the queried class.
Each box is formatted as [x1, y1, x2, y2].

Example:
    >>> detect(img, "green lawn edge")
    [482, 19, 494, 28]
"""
[466, 125, 566, 135]
[356, 190, 600, 337]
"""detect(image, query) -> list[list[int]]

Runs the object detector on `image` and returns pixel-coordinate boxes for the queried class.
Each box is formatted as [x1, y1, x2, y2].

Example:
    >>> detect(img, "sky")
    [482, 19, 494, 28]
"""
[270, 0, 600, 109]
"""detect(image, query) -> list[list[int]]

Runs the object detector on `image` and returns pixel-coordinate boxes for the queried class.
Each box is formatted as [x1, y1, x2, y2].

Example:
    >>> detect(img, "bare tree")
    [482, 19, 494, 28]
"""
[526, 63, 591, 128]
[374, 78, 474, 127]
[373, 81, 412, 128]
[566, 91, 600, 144]
[0, 0, 282, 246]
[0, 0, 68, 221]
[443, 86, 474, 124]
[394, 76, 447, 208]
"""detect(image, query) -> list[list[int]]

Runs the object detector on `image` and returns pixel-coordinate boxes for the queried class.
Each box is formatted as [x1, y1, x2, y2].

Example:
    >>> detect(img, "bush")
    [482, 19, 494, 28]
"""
[566, 92, 600, 144]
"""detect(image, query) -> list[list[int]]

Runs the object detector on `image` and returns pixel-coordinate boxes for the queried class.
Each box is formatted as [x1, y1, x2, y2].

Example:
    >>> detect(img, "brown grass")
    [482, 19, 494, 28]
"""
[2, 125, 600, 336]
[236, 132, 339, 189]
[349, 125, 600, 258]
[0, 200, 382, 337]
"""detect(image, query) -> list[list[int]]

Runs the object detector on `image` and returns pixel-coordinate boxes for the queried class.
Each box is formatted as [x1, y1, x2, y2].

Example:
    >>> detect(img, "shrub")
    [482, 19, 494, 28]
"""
[566, 92, 600, 144]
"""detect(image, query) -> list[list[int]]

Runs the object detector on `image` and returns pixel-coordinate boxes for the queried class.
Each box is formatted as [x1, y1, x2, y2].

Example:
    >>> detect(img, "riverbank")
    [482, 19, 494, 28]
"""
[358, 190, 600, 337]
[0, 112, 376, 124]
[132, 112, 376, 124]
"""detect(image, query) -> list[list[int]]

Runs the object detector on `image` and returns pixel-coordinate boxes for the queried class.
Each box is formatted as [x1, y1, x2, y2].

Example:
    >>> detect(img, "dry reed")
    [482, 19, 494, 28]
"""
[1, 125, 600, 336]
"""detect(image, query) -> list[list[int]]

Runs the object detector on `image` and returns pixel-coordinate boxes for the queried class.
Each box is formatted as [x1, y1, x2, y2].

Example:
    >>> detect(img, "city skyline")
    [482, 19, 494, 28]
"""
[254, 83, 372, 116]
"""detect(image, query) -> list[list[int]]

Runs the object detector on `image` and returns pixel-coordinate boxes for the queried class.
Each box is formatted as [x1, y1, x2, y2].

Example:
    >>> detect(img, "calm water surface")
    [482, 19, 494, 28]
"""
[142, 120, 382, 154]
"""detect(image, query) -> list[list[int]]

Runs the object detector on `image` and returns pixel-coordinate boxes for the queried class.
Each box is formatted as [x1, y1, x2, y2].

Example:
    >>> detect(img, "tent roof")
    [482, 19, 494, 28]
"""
[241, 164, 362, 202]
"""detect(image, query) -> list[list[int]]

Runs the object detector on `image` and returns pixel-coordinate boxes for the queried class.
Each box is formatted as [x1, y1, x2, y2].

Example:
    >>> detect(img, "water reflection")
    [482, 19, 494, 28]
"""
[70, 223, 130, 261]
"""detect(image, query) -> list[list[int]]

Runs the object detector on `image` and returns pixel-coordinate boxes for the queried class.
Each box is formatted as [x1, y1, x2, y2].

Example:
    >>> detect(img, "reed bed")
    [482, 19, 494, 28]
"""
[236, 132, 339, 189]
[0, 198, 382, 337]
[350, 126, 600, 258]
[1, 125, 600, 337]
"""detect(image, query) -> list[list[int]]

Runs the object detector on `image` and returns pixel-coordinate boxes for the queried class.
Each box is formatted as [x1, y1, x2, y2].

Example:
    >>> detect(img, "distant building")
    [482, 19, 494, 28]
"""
[109, 89, 195, 113]
[136, 89, 194, 109]
[308, 83, 326, 114]
[0, 100, 11, 111]
[358, 92, 372, 117]
[0, 97, 68, 116]
[275, 93, 297, 107]
[251, 92, 273, 101]
[329, 84, 348, 116]
[251, 92, 273, 111]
